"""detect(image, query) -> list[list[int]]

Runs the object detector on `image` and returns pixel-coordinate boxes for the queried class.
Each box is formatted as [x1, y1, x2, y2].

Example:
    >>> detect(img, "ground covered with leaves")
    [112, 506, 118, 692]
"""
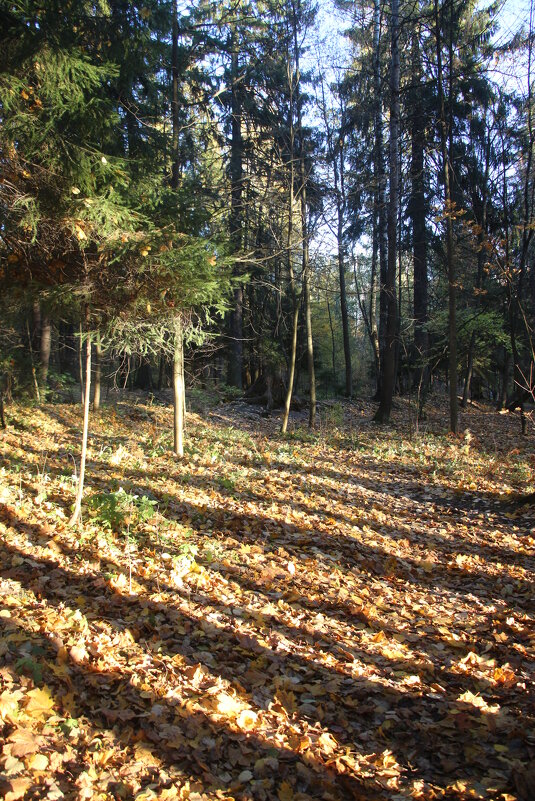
[0, 396, 534, 801]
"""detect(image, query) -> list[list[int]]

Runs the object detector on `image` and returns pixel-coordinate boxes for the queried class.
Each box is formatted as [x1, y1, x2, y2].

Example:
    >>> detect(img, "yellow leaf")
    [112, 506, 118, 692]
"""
[278, 781, 294, 801]
[236, 709, 258, 731]
[216, 692, 242, 717]
[318, 731, 338, 754]
[25, 687, 55, 720]
[133, 742, 161, 767]
[275, 688, 297, 714]
[28, 753, 49, 771]
[0, 690, 21, 722]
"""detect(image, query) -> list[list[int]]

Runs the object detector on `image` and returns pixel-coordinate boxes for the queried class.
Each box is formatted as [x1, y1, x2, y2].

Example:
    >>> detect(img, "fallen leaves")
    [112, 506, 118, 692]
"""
[0, 398, 533, 800]
[24, 687, 55, 720]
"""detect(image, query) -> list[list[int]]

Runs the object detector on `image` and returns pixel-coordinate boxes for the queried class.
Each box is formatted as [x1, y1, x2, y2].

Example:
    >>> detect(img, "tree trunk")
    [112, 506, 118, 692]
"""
[93, 332, 102, 410]
[303, 246, 316, 427]
[327, 296, 336, 383]
[435, 0, 458, 433]
[333, 135, 352, 398]
[281, 304, 300, 434]
[410, 30, 428, 394]
[370, 226, 381, 391]
[461, 330, 476, 407]
[171, 0, 180, 191]
[374, 0, 399, 423]
[0, 374, 6, 429]
[173, 316, 185, 457]
[25, 317, 41, 404]
[281, 15, 299, 435]
[39, 314, 51, 398]
[497, 349, 510, 410]
[69, 305, 91, 527]
[228, 42, 244, 389]
[374, 0, 388, 391]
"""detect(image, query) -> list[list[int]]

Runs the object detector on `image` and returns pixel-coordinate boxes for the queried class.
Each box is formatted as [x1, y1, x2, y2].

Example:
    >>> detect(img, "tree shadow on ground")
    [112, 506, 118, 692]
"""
[1, 507, 533, 800]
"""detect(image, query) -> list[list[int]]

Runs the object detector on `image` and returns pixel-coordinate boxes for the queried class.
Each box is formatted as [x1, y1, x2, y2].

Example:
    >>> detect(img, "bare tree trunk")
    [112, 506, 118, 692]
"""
[281, 22, 299, 435]
[78, 321, 84, 404]
[229, 40, 244, 389]
[25, 318, 41, 404]
[370, 225, 381, 390]
[173, 316, 185, 457]
[0, 372, 6, 429]
[303, 251, 316, 427]
[39, 314, 51, 399]
[281, 305, 299, 434]
[497, 350, 510, 410]
[327, 296, 336, 383]
[374, 0, 387, 392]
[69, 305, 91, 527]
[93, 331, 102, 410]
[375, 0, 399, 423]
[410, 28, 428, 396]
[435, 0, 458, 433]
[461, 331, 475, 407]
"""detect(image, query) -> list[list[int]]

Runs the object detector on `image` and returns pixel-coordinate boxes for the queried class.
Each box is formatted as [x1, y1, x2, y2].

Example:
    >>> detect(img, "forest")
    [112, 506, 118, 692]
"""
[0, 1, 534, 800]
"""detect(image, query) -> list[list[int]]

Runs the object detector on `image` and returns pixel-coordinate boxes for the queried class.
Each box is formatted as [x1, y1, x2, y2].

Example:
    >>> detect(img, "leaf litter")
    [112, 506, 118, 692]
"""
[0, 396, 534, 800]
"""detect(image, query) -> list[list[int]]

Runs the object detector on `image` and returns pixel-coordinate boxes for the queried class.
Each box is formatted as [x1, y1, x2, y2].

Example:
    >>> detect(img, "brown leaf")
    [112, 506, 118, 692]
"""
[8, 728, 41, 757]
[1, 777, 33, 801]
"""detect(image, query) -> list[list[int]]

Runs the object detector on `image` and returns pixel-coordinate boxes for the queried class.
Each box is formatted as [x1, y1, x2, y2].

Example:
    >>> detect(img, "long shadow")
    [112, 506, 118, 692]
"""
[14, 431, 533, 619]
[5, 497, 521, 710]
[4, 437, 534, 618]
[1, 537, 530, 801]
[2, 494, 534, 798]
[2, 613, 386, 801]
[112, 472, 535, 613]
[102, 449, 535, 593]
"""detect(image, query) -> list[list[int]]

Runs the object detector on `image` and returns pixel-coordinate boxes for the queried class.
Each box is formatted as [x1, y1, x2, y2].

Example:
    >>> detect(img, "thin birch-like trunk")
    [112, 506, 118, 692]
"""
[173, 316, 185, 457]
[69, 306, 91, 526]
[93, 331, 102, 410]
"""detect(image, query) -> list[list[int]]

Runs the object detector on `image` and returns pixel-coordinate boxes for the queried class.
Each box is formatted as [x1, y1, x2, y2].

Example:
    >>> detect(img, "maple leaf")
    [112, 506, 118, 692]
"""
[0, 689, 21, 722]
[25, 687, 55, 720]
[1, 777, 33, 801]
[27, 753, 49, 771]
[278, 781, 294, 801]
[7, 728, 42, 757]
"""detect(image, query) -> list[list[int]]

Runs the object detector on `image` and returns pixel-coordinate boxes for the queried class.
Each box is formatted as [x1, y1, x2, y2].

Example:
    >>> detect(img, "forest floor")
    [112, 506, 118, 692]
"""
[0, 394, 534, 801]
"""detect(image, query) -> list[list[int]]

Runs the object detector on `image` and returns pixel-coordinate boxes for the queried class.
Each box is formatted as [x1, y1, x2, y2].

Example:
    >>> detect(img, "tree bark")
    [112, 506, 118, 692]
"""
[435, 0, 458, 433]
[39, 314, 51, 398]
[69, 305, 91, 527]
[173, 316, 185, 457]
[281, 304, 300, 434]
[303, 234, 316, 427]
[373, 0, 388, 392]
[374, 0, 399, 423]
[228, 42, 244, 388]
[93, 331, 102, 410]
[25, 317, 41, 404]
[327, 296, 336, 382]
[410, 29, 428, 394]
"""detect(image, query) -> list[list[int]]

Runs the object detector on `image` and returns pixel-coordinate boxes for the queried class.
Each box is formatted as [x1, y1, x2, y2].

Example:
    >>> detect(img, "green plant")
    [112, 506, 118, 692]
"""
[15, 655, 43, 684]
[217, 476, 236, 492]
[321, 402, 344, 429]
[88, 487, 157, 531]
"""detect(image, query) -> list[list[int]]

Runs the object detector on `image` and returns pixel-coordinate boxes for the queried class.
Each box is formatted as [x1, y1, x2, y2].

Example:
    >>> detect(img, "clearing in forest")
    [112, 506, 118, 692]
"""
[0, 397, 534, 801]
